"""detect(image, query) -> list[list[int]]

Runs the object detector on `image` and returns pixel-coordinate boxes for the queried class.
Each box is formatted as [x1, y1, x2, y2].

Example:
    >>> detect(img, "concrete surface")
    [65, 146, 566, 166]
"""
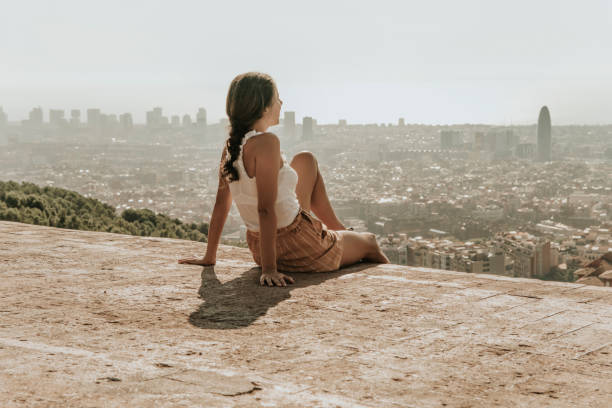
[0, 220, 611, 407]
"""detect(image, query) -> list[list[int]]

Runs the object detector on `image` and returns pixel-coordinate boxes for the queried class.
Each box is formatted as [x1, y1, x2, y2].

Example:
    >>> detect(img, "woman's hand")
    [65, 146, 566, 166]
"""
[178, 253, 216, 266]
[260, 270, 295, 287]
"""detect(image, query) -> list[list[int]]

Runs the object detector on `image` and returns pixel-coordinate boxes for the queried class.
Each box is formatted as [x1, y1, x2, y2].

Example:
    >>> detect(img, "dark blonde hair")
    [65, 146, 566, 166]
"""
[221, 72, 277, 182]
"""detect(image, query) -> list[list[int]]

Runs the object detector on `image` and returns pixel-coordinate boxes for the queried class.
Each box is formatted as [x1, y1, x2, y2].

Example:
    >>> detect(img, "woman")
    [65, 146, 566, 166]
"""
[179, 72, 389, 287]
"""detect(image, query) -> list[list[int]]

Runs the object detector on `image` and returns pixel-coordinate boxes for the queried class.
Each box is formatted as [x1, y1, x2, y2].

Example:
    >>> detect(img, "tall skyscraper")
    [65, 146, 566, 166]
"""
[284, 111, 296, 139]
[537, 106, 551, 162]
[119, 113, 133, 130]
[70, 109, 81, 127]
[146, 107, 163, 128]
[87, 108, 101, 129]
[302, 116, 314, 140]
[196, 108, 207, 127]
[29, 107, 43, 126]
[49, 109, 65, 127]
[195, 108, 207, 141]
[182, 114, 192, 127]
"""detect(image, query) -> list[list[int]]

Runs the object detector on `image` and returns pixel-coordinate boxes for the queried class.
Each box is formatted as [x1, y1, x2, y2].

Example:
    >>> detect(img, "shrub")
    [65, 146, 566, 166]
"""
[0, 181, 208, 243]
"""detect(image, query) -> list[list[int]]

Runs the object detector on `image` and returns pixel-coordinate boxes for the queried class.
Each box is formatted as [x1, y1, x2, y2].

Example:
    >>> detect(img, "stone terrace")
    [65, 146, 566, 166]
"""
[1, 221, 611, 407]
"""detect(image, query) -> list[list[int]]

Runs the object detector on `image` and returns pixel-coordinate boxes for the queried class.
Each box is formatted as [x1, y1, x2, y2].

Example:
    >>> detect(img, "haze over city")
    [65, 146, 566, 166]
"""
[1, 1, 611, 284]
[2, 0, 611, 125]
[1, 2, 612, 405]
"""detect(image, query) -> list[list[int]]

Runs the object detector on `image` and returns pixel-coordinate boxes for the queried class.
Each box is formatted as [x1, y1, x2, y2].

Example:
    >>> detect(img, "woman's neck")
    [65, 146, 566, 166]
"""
[252, 118, 269, 133]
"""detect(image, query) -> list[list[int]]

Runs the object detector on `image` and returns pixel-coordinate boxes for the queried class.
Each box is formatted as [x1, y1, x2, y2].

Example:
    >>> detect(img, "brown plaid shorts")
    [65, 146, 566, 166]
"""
[246, 207, 344, 273]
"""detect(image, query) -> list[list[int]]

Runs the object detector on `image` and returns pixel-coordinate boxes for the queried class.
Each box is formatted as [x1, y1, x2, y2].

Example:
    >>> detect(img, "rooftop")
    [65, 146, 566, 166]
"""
[1, 221, 611, 407]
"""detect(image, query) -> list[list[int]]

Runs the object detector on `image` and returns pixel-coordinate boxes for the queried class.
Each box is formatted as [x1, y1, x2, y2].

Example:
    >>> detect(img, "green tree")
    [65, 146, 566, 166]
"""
[0, 181, 208, 244]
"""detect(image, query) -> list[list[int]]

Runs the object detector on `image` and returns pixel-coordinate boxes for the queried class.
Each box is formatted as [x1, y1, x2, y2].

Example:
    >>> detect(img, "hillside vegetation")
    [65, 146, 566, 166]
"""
[0, 181, 208, 242]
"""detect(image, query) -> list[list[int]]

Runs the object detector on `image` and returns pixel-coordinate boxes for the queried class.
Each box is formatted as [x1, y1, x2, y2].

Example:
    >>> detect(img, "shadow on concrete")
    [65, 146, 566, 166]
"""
[188, 263, 373, 329]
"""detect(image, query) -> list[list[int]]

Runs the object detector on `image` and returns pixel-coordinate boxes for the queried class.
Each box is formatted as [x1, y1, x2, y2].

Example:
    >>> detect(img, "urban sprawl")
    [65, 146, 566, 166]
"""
[0, 105, 610, 285]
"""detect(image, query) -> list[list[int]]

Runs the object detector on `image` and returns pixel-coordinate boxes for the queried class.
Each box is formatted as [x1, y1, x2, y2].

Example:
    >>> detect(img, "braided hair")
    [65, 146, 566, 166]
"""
[221, 72, 276, 183]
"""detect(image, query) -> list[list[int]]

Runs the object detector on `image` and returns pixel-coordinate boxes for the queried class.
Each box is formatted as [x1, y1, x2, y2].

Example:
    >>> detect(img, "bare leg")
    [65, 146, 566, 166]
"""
[337, 231, 390, 267]
[290, 152, 345, 230]
[289, 152, 390, 268]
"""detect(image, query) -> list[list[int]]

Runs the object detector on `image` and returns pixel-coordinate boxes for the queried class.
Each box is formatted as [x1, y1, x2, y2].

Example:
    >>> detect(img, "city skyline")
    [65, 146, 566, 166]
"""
[0, 103, 599, 128]
[2, 1, 611, 125]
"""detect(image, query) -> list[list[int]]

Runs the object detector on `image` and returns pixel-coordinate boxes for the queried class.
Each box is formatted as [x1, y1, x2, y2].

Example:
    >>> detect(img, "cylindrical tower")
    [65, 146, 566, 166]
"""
[537, 106, 551, 162]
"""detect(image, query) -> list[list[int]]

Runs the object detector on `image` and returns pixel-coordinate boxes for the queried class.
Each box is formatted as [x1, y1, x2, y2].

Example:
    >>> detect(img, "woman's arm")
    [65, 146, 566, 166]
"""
[254, 133, 294, 287]
[179, 147, 232, 265]
[202, 173, 232, 262]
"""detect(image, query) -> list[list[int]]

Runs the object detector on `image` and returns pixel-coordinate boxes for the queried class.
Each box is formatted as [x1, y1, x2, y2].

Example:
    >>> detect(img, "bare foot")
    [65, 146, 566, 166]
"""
[365, 248, 390, 264]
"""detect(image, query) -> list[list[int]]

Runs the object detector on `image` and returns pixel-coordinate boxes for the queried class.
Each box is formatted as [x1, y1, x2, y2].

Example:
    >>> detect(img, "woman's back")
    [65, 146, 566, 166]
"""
[227, 130, 300, 232]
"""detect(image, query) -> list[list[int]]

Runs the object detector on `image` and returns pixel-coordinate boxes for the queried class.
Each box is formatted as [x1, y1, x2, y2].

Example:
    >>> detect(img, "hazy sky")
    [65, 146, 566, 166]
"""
[1, 0, 611, 125]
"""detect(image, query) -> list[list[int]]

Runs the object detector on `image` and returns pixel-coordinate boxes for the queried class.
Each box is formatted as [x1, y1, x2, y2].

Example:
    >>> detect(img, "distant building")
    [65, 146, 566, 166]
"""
[99, 113, 118, 135]
[483, 128, 517, 154]
[106, 114, 118, 125]
[146, 107, 163, 128]
[195, 108, 207, 141]
[49, 109, 65, 127]
[500, 129, 519, 151]
[403, 237, 508, 275]
[29, 107, 43, 126]
[171, 115, 180, 127]
[182, 114, 192, 128]
[515, 143, 535, 159]
[119, 113, 133, 130]
[196, 108, 207, 128]
[484, 132, 496, 152]
[284, 111, 296, 139]
[70, 109, 81, 127]
[440, 130, 462, 149]
[398, 118, 405, 127]
[537, 106, 551, 162]
[495, 231, 553, 278]
[87, 109, 101, 129]
[302, 116, 314, 140]
[338, 119, 347, 127]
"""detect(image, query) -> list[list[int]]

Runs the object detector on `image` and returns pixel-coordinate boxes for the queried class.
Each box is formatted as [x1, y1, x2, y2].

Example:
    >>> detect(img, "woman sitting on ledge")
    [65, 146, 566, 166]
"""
[179, 72, 389, 286]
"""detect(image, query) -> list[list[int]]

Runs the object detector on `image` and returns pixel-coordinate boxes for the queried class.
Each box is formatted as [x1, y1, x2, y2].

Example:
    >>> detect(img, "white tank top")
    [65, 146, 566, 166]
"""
[228, 130, 300, 232]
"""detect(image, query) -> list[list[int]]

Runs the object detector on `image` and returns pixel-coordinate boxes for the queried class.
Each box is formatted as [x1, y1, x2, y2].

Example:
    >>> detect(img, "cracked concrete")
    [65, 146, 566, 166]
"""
[1, 220, 611, 407]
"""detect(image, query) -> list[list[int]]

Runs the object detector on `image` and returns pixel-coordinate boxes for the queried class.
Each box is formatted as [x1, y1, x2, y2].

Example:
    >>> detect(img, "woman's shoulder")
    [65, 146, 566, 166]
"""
[249, 132, 280, 150]
[254, 131, 279, 143]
